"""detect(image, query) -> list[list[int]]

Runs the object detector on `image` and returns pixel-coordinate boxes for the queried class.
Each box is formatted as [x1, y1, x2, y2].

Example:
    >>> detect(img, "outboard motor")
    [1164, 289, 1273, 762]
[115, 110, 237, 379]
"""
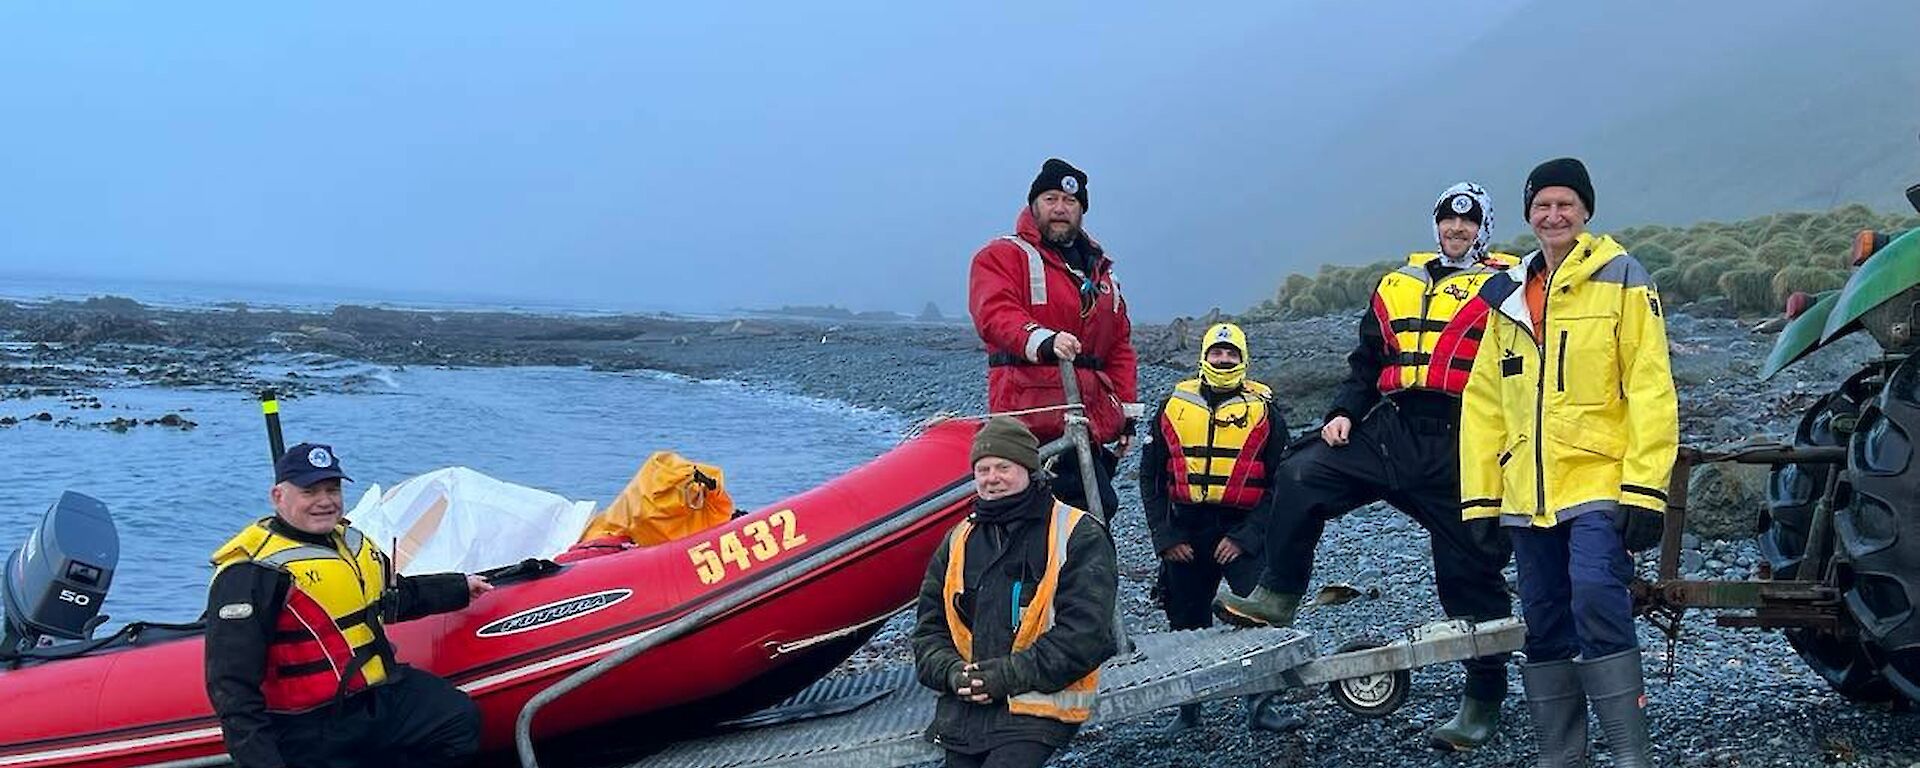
[2, 492, 119, 657]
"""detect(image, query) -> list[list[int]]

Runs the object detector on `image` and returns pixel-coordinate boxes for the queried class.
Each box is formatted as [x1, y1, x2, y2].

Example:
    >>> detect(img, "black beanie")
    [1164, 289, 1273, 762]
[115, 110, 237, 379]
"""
[1523, 157, 1595, 217]
[1028, 158, 1089, 211]
[1435, 191, 1485, 225]
[970, 416, 1041, 472]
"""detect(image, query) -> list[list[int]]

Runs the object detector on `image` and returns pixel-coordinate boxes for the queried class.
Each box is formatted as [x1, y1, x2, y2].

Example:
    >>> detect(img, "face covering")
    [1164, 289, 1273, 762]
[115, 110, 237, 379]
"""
[1197, 322, 1248, 390]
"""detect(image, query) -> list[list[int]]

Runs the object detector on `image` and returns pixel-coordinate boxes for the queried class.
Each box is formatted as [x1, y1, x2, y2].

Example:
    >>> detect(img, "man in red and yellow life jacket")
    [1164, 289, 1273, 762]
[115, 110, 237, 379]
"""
[1215, 182, 1517, 751]
[912, 418, 1118, 768]
[1137, 322, 1288, 732]
[204, 443, 494, 768]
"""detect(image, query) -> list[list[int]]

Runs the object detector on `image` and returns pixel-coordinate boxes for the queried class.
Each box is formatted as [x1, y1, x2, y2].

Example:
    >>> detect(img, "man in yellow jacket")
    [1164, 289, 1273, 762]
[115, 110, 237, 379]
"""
[1459, 158, 1676, 767]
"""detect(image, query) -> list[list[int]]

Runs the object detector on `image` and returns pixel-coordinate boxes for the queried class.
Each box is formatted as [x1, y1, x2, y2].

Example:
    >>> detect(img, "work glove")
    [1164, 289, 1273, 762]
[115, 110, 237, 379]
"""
[947, 662, 972, 695]
[969, 657, 1020, 701]
[1614, 504, 1664, 552]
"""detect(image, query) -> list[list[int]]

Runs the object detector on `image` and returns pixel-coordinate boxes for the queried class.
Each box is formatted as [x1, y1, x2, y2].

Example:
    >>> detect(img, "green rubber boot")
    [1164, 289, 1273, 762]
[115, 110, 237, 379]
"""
[1429, 694, 1503, 751]
[1211, 586, 1302, 628]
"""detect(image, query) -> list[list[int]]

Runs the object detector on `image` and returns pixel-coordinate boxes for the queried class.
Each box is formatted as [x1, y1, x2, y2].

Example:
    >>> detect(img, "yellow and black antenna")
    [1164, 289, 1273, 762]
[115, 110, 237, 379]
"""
[259, 389, 286, 463]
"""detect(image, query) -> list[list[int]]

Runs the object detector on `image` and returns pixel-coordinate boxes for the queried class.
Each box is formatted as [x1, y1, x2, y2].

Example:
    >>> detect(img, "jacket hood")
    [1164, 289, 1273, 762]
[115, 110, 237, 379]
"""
[1483, 232, 1628, 331]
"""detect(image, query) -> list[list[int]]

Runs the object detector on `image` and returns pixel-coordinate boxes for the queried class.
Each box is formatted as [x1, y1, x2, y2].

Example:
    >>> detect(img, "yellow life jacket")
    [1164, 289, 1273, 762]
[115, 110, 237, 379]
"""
[1157, 379, 1275, 509]
[941, 502, 1101, 724]
[1370, 252, 1516, 397]
[212, 519, 394, 713]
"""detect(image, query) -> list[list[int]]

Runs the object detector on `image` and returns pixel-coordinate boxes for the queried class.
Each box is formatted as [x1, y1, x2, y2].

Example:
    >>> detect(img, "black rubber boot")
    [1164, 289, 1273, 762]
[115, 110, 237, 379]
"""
[1211, 586, 1301, 629]
[1577, 650, 1652, 767]
[1429, 693, 1502, 751]
[1520, 659, 1588, 767]
[1244, 692, 1307, 734]
[1161, 703, 1202, 735]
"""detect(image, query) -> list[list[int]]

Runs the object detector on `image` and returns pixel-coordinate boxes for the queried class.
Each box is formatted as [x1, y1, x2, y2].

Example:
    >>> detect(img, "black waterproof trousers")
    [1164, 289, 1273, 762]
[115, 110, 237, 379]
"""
[945, 741, 1058, 768]
[1048, 446, 1119, 522]
[1160, 511, 1265, 631]
[268, 667, 481, 768]
[1258, 406, 1515, 701]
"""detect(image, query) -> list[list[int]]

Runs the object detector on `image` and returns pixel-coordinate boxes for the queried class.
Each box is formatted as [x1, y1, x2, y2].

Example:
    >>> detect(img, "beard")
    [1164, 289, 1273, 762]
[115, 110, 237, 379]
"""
[1042, 220, 1081, 247]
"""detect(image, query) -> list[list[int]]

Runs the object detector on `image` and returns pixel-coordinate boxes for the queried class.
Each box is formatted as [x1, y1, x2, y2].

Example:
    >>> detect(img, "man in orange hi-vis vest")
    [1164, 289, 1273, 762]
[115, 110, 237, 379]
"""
[911, 418, 1118, 768]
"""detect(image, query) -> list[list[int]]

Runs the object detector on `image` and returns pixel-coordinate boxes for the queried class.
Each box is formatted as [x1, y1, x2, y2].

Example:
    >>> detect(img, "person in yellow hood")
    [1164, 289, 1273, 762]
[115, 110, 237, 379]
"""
[1459, 158, 1676, 767]
[1215, 182, 1516, 749]
[1137, 322, 1286, 732]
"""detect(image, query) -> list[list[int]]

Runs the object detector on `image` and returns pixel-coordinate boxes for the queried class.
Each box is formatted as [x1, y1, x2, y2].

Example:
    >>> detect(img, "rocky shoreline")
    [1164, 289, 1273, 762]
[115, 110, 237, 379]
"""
[3, 296, 1917, 766]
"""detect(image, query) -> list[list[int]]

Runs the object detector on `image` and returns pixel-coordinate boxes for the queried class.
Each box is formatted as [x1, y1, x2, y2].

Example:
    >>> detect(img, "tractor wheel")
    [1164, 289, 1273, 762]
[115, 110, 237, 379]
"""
[1760, 376, 1900, 703]
[1838, 355, 1920, 705]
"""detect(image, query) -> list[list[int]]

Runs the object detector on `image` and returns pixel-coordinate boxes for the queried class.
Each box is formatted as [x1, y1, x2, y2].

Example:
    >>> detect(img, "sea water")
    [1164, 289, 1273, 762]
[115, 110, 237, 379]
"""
[0, 360, 903, 628]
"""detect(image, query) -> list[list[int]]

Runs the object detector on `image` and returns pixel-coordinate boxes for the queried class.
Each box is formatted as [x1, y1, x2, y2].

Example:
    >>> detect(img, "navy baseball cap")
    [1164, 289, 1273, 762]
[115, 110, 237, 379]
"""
[275, 443, 353, 487]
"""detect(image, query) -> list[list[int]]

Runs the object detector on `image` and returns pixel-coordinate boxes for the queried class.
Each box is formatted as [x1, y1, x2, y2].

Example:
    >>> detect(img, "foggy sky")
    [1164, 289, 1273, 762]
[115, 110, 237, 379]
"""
[2, 1, 1914, 320]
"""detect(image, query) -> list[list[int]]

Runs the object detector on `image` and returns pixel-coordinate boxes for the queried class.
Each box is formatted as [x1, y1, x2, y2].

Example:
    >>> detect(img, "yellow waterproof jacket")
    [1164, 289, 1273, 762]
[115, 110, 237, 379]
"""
[1459, 233, 1678, 528]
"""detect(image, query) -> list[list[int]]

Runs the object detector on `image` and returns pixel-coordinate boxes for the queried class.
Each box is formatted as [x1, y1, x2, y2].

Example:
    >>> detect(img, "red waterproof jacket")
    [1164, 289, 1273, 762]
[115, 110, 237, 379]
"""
[968, 208, 1138, 443]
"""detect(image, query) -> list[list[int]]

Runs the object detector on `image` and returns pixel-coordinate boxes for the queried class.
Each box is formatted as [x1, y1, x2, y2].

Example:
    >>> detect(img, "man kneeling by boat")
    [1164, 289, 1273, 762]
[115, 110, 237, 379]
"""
[204, 443, 494, 768]
[912, 417, 1119, 768]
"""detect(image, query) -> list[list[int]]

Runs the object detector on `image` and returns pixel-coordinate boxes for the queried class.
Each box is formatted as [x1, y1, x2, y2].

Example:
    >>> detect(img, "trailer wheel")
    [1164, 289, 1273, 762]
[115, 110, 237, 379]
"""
[1326, 637, 1410, 718]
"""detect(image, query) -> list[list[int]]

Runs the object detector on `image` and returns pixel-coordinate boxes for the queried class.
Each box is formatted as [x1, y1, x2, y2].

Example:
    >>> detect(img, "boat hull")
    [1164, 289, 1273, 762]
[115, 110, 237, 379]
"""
[0, 421, 978, 767]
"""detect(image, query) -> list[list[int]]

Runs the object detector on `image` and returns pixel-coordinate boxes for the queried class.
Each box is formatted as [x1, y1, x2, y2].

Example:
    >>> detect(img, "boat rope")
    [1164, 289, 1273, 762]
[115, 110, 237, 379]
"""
[900, 403, 1080, 442]
[763, 603, 909, 658]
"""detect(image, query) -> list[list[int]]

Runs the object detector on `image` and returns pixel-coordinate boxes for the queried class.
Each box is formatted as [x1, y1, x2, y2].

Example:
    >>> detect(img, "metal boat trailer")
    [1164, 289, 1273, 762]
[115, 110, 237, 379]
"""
[512, 363, 1523, 768]
[625, 618, 1525, 768]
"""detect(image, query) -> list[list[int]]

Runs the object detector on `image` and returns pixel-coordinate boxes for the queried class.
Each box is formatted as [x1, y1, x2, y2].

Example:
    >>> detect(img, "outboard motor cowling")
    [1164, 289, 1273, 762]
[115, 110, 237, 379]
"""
[2, 492, 119, 655]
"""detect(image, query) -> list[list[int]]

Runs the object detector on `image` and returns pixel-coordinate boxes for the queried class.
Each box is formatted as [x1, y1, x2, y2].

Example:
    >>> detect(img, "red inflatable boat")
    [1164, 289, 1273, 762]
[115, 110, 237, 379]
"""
[0, 420, 979, 767]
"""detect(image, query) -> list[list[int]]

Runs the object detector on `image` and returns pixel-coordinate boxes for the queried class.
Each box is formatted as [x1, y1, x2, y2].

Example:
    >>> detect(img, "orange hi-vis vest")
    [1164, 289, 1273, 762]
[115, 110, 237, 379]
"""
[1369, 252, 1516, 398]
[1157, 379, 1274, 510]
[212, 520, 396, 714]
[942, 502, 1101, 724]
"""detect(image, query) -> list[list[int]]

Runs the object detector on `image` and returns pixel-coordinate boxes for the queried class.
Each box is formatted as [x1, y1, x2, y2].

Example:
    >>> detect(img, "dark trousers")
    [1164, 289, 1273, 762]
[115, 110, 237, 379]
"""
[1049, 446, 1119, 521]
[946, 741, 1059, 768]
[1258, 409, 1514, 700]
[1510, 509, 1639, 661]
[1160, 515, 1264, 630]
[272, 667, 481, 768]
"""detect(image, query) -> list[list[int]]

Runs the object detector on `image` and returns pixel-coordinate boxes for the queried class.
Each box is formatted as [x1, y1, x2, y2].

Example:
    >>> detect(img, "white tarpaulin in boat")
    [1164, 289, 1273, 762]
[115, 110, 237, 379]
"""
[349, 467, 596, 575]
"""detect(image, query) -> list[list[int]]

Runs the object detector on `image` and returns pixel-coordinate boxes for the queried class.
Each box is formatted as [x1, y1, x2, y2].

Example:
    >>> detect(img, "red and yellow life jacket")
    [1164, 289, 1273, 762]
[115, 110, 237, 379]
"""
[1157, 379, 1274, 510]
[942, 502, 1101, 724]
[1370, 252, 1516, 397]
[212, 520, 395, 714]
